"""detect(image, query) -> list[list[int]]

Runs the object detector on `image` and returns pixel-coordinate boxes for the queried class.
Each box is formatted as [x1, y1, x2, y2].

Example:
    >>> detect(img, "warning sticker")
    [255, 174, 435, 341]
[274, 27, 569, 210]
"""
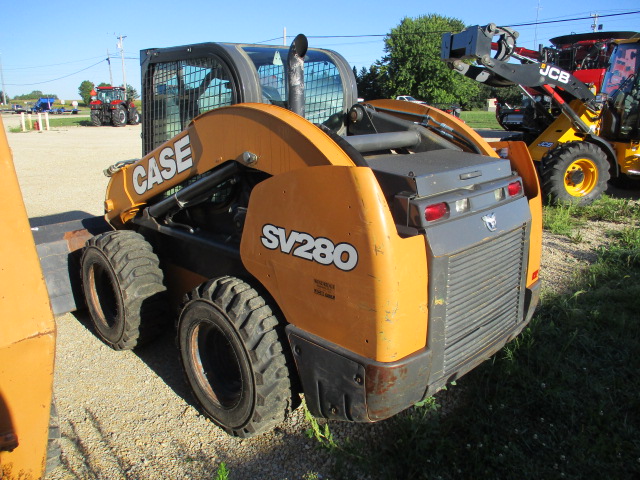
[313, 279, 335, 300]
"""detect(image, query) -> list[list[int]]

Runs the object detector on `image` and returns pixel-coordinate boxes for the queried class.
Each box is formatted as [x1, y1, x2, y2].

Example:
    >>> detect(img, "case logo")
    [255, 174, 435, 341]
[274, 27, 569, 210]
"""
[132, 134, 193, 195]
[261, 224, 358, 272]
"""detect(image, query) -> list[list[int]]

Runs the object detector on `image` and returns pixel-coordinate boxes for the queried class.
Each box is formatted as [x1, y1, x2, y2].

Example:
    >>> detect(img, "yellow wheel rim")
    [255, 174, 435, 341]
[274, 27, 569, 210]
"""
[564, 158, 598, 196]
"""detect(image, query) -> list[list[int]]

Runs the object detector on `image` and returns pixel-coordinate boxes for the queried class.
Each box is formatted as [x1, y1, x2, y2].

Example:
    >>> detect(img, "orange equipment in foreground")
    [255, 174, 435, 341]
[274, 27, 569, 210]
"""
[0, 117, 58, 479]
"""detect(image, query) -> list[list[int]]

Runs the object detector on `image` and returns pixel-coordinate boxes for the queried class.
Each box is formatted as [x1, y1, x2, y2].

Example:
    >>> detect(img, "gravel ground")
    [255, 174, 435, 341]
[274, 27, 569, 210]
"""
[3, 113, 635, 480]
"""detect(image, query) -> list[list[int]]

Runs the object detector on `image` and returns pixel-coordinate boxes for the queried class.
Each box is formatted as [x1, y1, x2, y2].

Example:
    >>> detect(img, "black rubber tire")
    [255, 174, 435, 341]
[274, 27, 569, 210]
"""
[178, 276, 295, 437]
[541, 141, 610, 205]
[90, 110, 101, 126]
[81, 230, 168, 350]
[128, 108, 140, 125]
[111, 105, 127, 127]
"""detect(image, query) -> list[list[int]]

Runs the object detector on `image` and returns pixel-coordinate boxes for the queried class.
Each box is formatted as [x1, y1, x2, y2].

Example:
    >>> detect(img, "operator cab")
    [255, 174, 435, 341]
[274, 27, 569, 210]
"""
[96, 87, 125, 104]
[140, 42, 357, 155]
[600, 41, 640, 141]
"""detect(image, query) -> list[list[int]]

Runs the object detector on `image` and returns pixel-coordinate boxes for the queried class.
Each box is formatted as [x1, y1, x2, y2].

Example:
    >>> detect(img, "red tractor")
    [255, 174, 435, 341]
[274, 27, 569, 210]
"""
[90, 86, 140, 127]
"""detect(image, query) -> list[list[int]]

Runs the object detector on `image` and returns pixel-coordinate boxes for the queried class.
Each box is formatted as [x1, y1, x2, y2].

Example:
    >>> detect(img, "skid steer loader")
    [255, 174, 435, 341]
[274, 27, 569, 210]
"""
[442, 24, 640, 204]
[72, 35, 542, 437]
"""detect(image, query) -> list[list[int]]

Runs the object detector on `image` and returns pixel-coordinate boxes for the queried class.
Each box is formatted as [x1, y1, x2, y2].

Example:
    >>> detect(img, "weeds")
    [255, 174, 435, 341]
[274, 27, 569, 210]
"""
[214, 462, 229, 480]
[544, 196, 640, 239]
[577, 195, 640, 223]
[304, 403, 338, 451]
[542, 202, 585, 236]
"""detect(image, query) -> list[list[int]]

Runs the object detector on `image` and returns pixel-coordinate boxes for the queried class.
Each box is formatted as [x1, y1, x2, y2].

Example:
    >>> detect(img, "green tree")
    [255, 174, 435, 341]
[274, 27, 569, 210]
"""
[356, 65, 386, 101]
[125, 84, 139, 100]
[380, 14, 480, 108]
[14, 90, 48, 100]
[78, 80, 95, 106]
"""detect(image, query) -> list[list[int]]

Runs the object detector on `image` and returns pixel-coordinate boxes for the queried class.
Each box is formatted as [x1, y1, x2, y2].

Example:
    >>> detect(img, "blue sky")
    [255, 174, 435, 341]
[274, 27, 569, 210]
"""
[1, 0, 639, 100]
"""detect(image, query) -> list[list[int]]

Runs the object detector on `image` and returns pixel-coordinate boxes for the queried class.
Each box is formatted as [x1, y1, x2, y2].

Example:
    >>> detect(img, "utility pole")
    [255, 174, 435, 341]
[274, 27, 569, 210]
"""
[590, 13, 602, 32]
[0, 53, 6, 105]
[107, 49, 114, 86]
[283, 27, 287, 46]
[117, 35, 127, 100]
[533, 0, 542, 50]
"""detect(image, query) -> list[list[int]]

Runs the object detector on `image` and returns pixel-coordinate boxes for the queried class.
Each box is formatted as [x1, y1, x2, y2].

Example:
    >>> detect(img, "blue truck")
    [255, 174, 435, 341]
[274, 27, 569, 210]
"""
[28, 98, 78, 114]
[30, 98, 56, 113]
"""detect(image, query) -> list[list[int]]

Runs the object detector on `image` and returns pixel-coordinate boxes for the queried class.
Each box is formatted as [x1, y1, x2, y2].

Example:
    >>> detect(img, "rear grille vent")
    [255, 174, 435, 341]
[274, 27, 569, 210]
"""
[442, 225, 526, 375]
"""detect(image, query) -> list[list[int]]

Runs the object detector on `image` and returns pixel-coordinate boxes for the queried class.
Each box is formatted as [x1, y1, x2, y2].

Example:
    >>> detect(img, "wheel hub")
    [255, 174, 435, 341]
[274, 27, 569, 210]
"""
[567, 169, 585, 185]
[564, 158, 598, 196]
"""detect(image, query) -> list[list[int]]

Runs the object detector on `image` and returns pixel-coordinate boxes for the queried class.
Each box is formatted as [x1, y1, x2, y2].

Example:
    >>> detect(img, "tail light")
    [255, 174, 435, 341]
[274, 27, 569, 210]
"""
[508, 181, 522, 197]
[425, 202, 449, 222]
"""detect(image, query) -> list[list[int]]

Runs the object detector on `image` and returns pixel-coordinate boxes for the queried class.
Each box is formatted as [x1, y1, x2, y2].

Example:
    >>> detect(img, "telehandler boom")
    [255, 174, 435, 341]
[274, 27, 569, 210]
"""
[75, 34, 542, 437]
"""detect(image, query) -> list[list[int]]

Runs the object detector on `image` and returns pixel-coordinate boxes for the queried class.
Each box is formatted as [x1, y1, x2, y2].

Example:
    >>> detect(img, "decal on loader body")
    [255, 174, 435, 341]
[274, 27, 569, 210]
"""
[261, 224, 358, 271]
[539, 63, 570, 84]
[133, 135, 193, 195]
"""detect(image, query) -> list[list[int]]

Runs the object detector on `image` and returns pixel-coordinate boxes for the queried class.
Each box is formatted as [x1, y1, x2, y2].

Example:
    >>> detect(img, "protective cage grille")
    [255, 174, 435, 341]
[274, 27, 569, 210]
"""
[442, 225, 527, 375]
[255, 60, 344, 124]
[143, 57, 235, 153]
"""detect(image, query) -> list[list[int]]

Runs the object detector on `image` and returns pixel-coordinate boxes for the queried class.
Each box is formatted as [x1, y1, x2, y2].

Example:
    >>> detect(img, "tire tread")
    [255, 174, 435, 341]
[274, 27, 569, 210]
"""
[180, 276, 295, 437]
[541, 141, 610, 205]
[83, 230, 168, 350]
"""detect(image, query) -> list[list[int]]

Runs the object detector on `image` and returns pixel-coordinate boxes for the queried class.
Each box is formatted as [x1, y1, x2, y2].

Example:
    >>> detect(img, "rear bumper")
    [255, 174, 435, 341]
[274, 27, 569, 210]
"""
[288, 280, 540, 422]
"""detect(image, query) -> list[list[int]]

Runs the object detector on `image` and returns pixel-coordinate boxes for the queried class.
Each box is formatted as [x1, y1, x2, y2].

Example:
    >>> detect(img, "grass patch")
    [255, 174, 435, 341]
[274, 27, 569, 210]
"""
[9, 114, 97, 131]
[310, 207, 640, 479]
[543, 195, 640, 238]
[47, 116, 92, 127]
[460, 110, 501, 129]
[542, 202, 585, 237]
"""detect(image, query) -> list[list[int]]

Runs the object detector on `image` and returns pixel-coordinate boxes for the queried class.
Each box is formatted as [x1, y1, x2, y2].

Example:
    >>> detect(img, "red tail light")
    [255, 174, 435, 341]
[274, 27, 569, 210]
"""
[508, 181, 522, 197]
[425, 202, 449, 222]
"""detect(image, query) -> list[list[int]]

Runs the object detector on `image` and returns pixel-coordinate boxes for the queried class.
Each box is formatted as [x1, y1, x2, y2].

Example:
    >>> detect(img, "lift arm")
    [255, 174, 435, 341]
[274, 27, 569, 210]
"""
[441, 24, 598, 109]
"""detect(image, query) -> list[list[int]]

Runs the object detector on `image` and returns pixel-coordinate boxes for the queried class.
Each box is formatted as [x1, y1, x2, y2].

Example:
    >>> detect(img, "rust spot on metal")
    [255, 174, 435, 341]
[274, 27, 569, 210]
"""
[64, 229, 92, 252]
[366, 364, 408, 397]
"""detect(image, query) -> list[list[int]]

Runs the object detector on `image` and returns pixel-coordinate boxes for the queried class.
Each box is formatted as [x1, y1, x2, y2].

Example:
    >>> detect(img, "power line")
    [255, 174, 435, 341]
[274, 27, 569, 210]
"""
[506, 10, 640, 27]
[5, 59, 106, 86]
[255, 36, 283, 44]
[5, 8, 639, 88]
[3, 55, 107, 71]
[286, 9, 640, 41]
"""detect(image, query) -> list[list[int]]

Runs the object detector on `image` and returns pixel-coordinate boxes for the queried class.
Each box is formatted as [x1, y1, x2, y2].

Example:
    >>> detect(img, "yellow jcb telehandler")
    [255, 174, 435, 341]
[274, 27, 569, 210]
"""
[442, 24, 640, 205]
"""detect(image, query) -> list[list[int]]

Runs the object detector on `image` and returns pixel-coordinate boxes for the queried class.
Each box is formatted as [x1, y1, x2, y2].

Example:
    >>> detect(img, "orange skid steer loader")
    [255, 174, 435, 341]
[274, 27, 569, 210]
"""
[36, 35, 542, 437]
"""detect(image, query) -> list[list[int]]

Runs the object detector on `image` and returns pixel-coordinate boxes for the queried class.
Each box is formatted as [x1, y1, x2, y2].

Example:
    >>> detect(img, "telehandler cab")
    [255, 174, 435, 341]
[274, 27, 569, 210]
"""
[69, 35, 542, 437]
